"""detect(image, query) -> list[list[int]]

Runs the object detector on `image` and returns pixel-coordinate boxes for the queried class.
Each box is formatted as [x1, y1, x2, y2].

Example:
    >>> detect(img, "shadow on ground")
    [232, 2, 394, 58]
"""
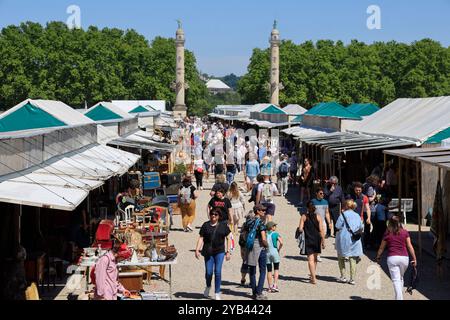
[174, 292, 207, 299]
[284, 255, 307, 261]
[278, 275, 309, 283]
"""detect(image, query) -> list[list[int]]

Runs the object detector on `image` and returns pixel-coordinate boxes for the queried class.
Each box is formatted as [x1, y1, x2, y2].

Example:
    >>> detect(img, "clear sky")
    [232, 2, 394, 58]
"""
[0, 0, 449, 76]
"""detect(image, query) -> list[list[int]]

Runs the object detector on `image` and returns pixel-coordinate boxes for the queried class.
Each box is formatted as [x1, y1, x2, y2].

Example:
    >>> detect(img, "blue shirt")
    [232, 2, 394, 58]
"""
[311, 198, 329, 223]
[258, 147, 267, 161]
[246, 160, 260, 177]
[335, 210, 364, 257]
[375, 204, 391, 221]
[267, 231, 280, 248]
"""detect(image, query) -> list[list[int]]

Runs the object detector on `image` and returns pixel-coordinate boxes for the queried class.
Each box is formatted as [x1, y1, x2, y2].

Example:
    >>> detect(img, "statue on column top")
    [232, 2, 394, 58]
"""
[273, 20, 277, 30]
[177, 19, 182, 29]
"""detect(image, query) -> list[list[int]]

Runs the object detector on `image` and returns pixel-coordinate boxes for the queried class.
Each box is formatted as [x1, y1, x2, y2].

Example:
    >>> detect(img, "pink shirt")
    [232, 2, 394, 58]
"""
[383, 229, 410, 257]
[94, 251, 125, 300]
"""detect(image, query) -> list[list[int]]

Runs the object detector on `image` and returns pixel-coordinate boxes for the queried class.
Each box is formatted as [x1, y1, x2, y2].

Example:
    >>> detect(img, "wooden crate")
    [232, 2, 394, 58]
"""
[119, 272, 143, 291]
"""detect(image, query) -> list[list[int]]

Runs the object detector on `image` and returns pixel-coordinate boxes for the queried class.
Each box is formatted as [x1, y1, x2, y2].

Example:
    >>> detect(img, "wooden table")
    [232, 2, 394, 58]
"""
[80, 258, 177, 298]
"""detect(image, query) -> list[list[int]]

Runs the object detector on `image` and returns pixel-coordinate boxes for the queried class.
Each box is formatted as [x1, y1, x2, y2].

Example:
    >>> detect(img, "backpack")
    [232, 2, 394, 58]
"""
[279, 162, 289, 177]
[180, 186, 193, 204]
[262, 182, 273, 202]
[246, 218, 261, 251]
[238, 221, 249, 247]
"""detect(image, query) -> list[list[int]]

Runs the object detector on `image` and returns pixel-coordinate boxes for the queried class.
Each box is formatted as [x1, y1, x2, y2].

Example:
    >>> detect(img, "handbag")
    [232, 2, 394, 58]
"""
[342, 212, 363, 242]
[295, 227, 301, 239]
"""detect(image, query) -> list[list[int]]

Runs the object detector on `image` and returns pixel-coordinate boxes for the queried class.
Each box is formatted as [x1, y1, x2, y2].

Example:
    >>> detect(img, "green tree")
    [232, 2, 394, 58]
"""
[0, 22, 208, 112]
[238, 39, 450, 108]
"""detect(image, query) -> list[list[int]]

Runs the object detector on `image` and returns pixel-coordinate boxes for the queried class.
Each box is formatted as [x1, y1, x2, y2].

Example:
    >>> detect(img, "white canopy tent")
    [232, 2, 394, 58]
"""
[0, 144, 140, 211]
[347, 96, 450, 144]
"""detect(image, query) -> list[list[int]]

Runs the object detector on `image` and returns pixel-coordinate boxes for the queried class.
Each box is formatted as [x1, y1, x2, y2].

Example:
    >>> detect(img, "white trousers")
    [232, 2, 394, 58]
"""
[278, 177, 289, 195]
[387, 256, 409, 300]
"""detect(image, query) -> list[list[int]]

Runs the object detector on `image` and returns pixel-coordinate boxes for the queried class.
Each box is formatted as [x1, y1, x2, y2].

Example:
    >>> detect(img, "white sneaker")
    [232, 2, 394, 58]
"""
[203, 287, 211, 298]
[215, 293, 221, 300]
[317, 256, 322, 262]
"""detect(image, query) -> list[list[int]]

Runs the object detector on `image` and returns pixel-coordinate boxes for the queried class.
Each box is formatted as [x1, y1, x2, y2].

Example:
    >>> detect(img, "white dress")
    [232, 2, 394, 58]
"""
[228, 193, 245, 221]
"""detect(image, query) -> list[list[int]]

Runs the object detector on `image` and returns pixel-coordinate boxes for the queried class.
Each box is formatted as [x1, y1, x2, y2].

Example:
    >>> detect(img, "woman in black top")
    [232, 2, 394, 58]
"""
[298, 201, 325, 284]
[195, 208, 231, 300]
[207, 188, 232, 223]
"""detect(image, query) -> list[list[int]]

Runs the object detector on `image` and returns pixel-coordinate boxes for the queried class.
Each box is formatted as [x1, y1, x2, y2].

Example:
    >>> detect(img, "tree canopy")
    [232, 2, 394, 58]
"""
[0, 21, 209, 115]
[238, 39, 450, 108]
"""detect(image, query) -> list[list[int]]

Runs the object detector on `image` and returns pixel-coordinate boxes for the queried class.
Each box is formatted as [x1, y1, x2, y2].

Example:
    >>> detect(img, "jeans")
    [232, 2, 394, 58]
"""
[279, 176, 289, 195]
[204, 253, 225, 294]
[249, 249, 267, 296]
[226, 172, 235, 185]
[387, 256, 409, 300]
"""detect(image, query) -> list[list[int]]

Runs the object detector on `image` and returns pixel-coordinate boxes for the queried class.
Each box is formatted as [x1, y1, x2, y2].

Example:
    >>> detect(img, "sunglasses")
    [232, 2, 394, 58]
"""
[210, 213, 220, 216]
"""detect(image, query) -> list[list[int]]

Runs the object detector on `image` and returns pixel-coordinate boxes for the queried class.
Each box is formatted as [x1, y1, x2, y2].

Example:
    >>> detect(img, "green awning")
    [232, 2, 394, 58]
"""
[425, 127, 450, 144]
[305, 102, 362, 120]
[0, 102, 67, 132]
[261, 105, 286, 114]
[85, 104, 123, 121]
[347, 103, 380, 117]
[129, 105, 149, 113]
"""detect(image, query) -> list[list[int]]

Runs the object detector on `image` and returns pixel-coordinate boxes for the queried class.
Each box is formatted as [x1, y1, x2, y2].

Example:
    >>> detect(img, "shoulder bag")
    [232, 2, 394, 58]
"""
[342, 212, 363, 242]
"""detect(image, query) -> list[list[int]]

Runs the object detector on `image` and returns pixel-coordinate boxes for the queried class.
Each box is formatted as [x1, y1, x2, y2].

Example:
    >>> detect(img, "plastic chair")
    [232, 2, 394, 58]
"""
[124, 205, 135, 224]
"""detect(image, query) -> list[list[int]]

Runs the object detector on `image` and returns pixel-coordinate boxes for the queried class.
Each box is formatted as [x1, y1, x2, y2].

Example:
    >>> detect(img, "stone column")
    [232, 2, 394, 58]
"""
[269, 21, 282, 106]
[173, 21, 187, 119]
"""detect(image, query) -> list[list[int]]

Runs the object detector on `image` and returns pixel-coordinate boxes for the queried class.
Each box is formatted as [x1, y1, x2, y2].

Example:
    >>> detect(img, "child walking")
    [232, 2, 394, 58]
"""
[266, 221, 283, 292]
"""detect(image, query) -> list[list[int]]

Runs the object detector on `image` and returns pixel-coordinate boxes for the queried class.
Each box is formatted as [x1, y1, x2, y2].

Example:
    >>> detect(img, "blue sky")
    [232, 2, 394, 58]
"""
[0, 0, 449, 76]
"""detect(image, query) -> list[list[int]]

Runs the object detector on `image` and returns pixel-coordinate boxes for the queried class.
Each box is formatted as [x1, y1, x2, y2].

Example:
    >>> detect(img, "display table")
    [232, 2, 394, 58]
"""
[80, 258, 177, 298]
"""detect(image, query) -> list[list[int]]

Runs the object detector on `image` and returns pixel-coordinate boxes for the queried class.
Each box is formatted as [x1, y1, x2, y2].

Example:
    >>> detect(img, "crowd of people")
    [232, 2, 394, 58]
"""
[178, 118, 417, 301]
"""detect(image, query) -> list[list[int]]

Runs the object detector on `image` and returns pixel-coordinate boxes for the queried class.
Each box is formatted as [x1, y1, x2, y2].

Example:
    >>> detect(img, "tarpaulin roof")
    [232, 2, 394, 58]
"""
[243, 119, 290, 128]
[282, 126, 331, 139]
[112, 100, 166, 112]
[292, 115, 303, 123]
[305, 102, 362, 120]
[239, 104, 274, 118]
[425, 126, 450, 144]
[85, 102, 134, 122]
[299, 132, 414, 153]
[347, 96, 450, 144]
[283, 104, 307, 115]
[0, 99, 94, 133]
[384, 147, 450, 171]
[0, 144, 140, 211]
[84, 102, 134, 122]
[261, 105, 286, 114]
[347, 103, 380, 117]
[130, 106, 151, 113]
